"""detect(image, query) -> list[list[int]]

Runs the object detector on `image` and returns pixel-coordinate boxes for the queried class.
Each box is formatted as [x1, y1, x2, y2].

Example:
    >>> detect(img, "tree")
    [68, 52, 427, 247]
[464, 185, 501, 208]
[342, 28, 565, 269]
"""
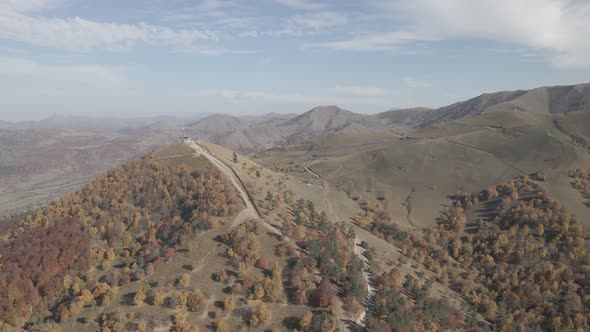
[232, 152, 238, 163]
[312, 278, 338, 307]
[148, 288, 166, 306]
[186, 290, 205, 312]
[300, 311, 313, 331]
[249, 303, 272, 327]
[223, 296, 235, 312]
[256, 256, 269, 269]
[133, 288, 147, 305]
[178, 273, 191, 288]
[271, 262, 282, 279]
[173, 312, 193, 332]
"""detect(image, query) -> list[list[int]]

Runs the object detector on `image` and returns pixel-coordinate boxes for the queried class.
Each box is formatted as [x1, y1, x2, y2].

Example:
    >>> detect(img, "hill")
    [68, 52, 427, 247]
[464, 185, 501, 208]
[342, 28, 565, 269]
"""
[256, 109, 590, 229]
[0, 142, 384, 331]
[187, 106, 395, 153]
[420, 83, 590, 126]
[183, 84, 590, 154]
[2, 114, 204, 131]
[2, 138, 590, 331]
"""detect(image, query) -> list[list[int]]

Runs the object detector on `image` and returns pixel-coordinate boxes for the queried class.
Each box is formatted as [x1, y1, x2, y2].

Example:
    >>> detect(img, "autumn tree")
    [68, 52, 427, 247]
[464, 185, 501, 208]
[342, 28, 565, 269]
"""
[249, 303, 272, 327]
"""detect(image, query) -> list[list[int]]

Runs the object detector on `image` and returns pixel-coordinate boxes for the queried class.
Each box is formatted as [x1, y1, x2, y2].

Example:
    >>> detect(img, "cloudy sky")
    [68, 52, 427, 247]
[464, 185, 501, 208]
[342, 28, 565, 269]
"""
[1, 0, 590, 121]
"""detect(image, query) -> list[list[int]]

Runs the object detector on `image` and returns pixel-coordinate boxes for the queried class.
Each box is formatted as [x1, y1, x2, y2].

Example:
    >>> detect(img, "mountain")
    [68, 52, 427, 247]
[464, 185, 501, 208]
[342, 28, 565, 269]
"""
[3, 80, 590, 330]
[2, 138, 589, 331]
[4, 83, 589, 220]
[187, 106, 395, 153]
[420, 83, 590, 126]
[376, 107, 434, 127]
[0, 120, 19, 130]
[281, 106, 387, 143]
[0, 142, 379, 331]
[186, 83, 590, 154]
[1, 114, 207, 131]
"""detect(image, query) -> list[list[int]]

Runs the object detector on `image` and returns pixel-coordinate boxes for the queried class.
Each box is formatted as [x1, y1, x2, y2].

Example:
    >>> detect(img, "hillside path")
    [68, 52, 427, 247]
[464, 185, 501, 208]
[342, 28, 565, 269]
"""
[304, 163, 376, 328]
[188, 141, 281, 235]
[353, 235, 376, 326]
[189, 141, 258, 223]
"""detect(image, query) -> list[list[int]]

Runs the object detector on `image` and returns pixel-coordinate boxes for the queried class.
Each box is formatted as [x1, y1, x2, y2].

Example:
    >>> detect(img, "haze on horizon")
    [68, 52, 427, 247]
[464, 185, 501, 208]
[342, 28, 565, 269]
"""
[1, 0, 590, 122]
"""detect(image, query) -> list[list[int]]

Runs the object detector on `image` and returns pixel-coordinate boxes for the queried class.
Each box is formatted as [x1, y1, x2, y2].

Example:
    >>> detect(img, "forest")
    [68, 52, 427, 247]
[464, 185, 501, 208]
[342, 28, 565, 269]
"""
[220, 198, 367, 331]
[355, 176, 590, 331]
[0, 154, 241, 328]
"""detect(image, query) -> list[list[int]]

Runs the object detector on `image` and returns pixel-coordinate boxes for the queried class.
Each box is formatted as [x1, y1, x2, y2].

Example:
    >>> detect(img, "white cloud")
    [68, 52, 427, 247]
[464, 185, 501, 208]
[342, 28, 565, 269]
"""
[307, 31, 434, 51]
[196, 0, 235, 10]
[274, 0, 325, 10]
[402, 77, 431, 88]
[1, 0, 63, 12]
[178, 47, 262, 56]
[271, 12, 348, 36]
[0, 4, 218, 52]
[332, 85, 388, 96]
[0, 58, 126, 87]
[310, 0, 590, 68]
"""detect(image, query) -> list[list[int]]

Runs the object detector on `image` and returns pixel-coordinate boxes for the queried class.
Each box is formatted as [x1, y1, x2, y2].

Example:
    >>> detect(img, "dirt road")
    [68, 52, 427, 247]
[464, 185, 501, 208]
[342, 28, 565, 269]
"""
[188, 141, 285, 236]
[189, 141, 259, 223]
[354, 235, 376, 325]
[304, 163, 375, 327]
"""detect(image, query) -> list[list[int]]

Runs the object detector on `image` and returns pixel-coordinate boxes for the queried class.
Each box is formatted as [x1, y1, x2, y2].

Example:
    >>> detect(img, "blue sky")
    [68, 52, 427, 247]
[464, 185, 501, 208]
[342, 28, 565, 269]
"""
[1, 0, 590, 121]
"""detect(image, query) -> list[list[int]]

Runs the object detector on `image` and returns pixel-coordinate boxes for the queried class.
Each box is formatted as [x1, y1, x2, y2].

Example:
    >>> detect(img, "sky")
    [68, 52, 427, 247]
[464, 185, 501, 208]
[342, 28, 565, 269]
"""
[1, 0, 590, 121]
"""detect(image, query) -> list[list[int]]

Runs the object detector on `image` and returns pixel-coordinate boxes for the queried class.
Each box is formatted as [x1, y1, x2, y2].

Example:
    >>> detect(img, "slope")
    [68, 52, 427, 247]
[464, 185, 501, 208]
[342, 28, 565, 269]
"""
[256, 110, 590, 229]
[421, 83, 590, 126]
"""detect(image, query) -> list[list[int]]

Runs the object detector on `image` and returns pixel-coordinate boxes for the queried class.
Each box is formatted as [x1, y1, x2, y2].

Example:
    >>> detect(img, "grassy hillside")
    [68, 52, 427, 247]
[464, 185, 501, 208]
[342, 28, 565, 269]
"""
[257, 110, 590, 230]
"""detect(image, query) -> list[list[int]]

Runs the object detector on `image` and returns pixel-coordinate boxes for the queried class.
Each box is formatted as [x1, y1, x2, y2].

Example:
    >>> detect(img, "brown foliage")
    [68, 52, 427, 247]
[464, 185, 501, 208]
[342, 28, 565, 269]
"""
[0, 156, 241, 326]
[186, 290, 206, 312]
[312, 278, 338, 307]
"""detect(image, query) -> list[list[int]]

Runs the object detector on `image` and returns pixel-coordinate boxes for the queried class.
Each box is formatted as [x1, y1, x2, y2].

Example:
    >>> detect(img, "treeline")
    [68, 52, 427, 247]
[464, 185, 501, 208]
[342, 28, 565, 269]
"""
[368, 269, 466, 331]
[354, 176, 590, 331]
[0, 155, 241, 328]
[286, 199, 366, 329]
[570, 168, 590, 202]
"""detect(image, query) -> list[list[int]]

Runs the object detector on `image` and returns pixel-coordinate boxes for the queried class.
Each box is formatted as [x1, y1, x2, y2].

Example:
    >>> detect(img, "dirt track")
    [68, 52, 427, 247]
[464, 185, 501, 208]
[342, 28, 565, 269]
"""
[305, 163, 375, 327]
[188, 141, 284, 236]
[189, 141, 259, 223]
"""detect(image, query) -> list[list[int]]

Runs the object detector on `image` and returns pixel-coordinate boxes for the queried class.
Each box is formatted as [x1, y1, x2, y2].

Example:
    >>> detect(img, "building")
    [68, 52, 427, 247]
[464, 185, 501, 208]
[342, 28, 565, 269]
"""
[178, 129, 190, 142]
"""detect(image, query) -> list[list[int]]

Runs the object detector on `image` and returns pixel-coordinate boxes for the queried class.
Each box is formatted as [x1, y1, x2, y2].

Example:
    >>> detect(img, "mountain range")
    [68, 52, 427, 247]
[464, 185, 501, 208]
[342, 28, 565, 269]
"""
[2, 83, 589, 221]
[1, 83, 590, 331]
[187, 83, 590, 153]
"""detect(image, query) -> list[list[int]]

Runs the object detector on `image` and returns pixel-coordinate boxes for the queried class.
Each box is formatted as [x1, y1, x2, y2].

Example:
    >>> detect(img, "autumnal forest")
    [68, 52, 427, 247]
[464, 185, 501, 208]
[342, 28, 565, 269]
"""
[354, 176, 590, 331]
[0, 155, 241, 328]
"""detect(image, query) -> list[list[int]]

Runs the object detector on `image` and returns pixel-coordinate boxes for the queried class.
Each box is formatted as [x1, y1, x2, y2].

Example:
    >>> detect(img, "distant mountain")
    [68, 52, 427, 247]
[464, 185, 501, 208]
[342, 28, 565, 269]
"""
[0, 121, 19, 130]
[153, 83, 590, 154]
[1, 114, 207, 131]
[186, 106, 394, 152]
[377, 107, 434, 127]
[420, 83, 590, 126]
